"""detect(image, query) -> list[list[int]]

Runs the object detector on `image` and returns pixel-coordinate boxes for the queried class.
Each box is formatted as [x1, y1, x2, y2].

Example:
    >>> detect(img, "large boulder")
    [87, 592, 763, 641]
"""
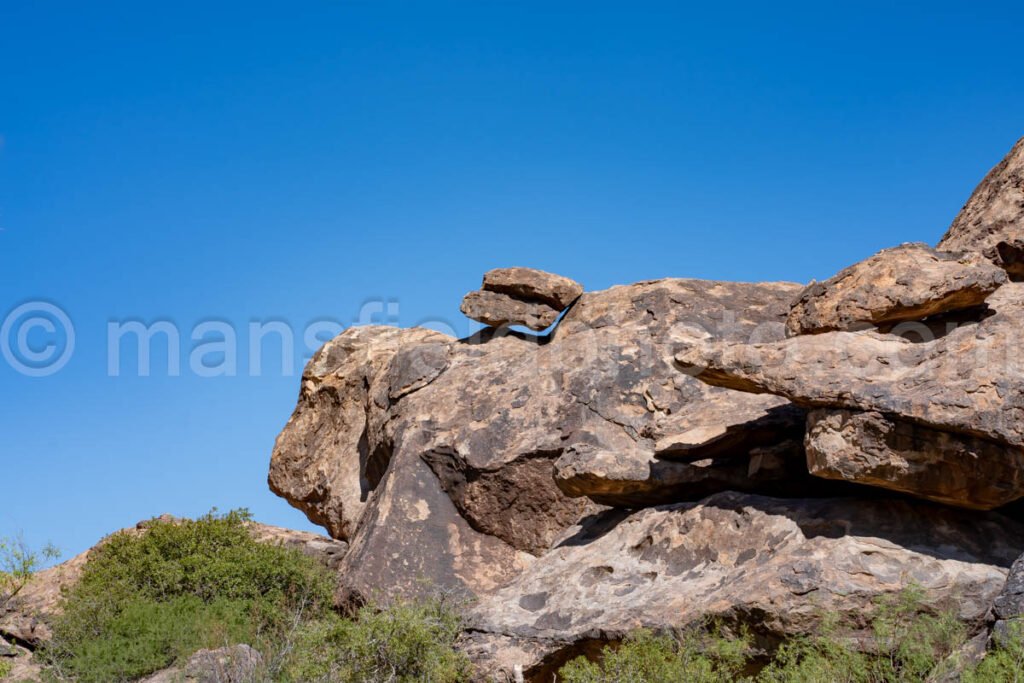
[786, 242, 1005, 336]
[271, 278, 815, 605]
[463, 491, 1024, 682]
[939, 136, 1024, 279]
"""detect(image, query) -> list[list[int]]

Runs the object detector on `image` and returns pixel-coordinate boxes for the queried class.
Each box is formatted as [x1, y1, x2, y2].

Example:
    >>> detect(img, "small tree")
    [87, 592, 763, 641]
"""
[0, 535, 60, 611]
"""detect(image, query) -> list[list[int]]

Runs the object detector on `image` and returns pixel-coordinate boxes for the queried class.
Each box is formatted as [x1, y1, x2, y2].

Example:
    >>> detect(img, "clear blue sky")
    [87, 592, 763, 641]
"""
[2, 1, 1023, 563]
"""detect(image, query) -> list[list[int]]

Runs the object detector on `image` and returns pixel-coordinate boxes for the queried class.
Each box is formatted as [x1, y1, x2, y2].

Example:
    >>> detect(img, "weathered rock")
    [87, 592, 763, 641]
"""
[806, 409, 1024, 509]
[786, 243, 1005, 336]
[269, 325, 449, 540]
[675, 282, 1024, 449]
[1, 643, 42, 682]
[140, 644, 263, 683]
[465, 492, 1024, 682]
[994, 553, 1024, 622]
[939, 136, 1024, 279]
[0, 546, 89, 647]
[460, 290, 562, 331]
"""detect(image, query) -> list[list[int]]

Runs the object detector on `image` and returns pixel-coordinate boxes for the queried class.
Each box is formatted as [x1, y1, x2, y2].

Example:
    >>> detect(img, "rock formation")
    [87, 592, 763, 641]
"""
[262, 135, 1024, 680]
[270, 277, 831, 606]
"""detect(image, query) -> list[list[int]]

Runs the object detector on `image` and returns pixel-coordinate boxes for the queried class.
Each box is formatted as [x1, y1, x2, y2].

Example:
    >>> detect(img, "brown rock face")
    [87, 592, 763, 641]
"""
[786, 242, 1005, 336]
[939, 137, 1024, 279]
[464, 491, 1023, 682]
[806, 409, 1024, 510]
[460, 289, 562, 331]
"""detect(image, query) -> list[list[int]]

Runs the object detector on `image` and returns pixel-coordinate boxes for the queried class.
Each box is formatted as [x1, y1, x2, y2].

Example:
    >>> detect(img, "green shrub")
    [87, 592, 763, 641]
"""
[41, 509, 334, 683]
[559, 626, 751, 683]
[0, 657, 12, 679]
[280, 596, 471, 683]
[760, 586, 967, 683]
[562, 587, 974, 683]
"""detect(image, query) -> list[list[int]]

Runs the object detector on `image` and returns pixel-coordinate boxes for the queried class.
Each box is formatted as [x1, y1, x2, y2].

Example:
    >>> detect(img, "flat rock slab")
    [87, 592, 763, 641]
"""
[482, 267, 583, 309]
[806, 409, 1024, 509]
[786, 242, 1005, 336]
[460, 289, 562, 331]
[939, 136, 1024, 278]
[464, 491, 1024, 682]
[676, 282, 1024, 449]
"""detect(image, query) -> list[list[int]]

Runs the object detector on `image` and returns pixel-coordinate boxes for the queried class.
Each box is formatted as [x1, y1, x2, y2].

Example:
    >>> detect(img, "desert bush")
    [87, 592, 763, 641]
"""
[559, 625, 751, 683]
[760, 586, 967, 683]
[562, 587, 974, 683]
[279, 595, 471, 683]
[40, 509, 334, 683]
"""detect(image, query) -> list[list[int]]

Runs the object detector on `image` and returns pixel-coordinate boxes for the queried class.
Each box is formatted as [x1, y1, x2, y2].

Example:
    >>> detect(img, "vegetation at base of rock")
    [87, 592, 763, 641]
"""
[279, 596, 471, 683]
[0, 657, 12, 678]
[40, 509, 335, 682]
[963, 620, 1024, 682]
[559, 586, 1023, 683]
[33, 509, 470, 683]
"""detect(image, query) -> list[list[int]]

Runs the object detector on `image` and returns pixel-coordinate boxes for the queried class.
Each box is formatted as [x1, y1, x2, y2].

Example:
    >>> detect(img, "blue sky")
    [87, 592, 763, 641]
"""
[2, 1, 1023, 563]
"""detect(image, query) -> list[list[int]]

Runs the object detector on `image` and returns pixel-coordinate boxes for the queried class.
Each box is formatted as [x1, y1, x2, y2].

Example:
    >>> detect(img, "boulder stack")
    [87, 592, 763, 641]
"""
[460, 267, 583, 331]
